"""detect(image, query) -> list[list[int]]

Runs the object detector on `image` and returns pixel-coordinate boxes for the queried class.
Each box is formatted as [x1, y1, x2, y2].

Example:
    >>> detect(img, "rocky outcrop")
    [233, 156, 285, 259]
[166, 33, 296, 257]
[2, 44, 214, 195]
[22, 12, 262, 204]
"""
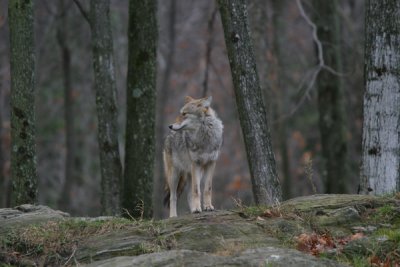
[1, 194, 399, 266]
[86, 247, 344, 267]
[0, 204, 69, 235]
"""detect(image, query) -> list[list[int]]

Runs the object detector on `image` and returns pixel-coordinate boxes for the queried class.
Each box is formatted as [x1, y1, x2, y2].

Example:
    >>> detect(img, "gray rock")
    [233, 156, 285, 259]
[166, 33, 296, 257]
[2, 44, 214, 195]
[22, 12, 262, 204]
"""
[315, 207, 361, 226]
[84, 247, 347, 267]
[84, 250, 225, 267]
[3, 194, 397, 266]
[0, 204, 69, 234]
[235, 247, 347, 267]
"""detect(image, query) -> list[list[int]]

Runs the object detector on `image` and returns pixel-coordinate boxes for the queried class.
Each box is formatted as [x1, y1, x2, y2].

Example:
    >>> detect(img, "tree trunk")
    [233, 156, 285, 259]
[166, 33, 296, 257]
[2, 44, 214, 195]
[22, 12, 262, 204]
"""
[0, 102, 4, 207]
[312, 0, 348, 193]
[360, 0, 400, 195]
[8, 0, 38, 206]
[57, 0, 76, 212]
[271, 0, 291, 200]
[153, 0, 176, 219]
[90, 0, 123, 215]
[123, 0, 157, 218]
[218, 0, 282, 205]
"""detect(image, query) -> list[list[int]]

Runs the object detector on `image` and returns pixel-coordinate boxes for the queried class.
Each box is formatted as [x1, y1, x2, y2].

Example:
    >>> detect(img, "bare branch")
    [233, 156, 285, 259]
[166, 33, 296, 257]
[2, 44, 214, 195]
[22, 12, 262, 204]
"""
[210, 60, 226, 92]
[276, 66, 320, 122]
[278, 0, 346, 120]
[73, 0, 91, 25]
[296, 0, 324, 68]
[289, 66, 320, 116]
[275, 0, 326, 119]
[297, 0, 347, 76]
[202, 3, 218, 97]
[323, 65, 346, 77]
[63, 245, 77, 266]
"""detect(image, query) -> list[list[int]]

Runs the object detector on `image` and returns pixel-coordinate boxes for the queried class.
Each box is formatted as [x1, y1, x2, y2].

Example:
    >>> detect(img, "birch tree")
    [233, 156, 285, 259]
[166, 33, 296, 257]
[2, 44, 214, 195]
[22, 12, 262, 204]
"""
[218, 0, 282, 205]
[9, 0, 38, 206]
[360, 0, 400, 195]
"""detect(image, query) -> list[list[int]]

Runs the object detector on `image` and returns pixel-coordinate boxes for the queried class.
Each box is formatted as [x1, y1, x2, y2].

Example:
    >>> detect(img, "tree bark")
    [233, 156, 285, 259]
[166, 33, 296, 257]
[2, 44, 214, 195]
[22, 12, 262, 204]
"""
[271, 0, 291, 200]
[8, 0, 38, 206]
[312, 0, 348, 193]
[123, 0, 157, 218]
[218, 0, 282, 205]
[56, 0, 76, 212]
[90, 0, 123, 215]
[0, 100, 4, 207]
[153, 0, 176, 219]
[360, 0, 400, 195]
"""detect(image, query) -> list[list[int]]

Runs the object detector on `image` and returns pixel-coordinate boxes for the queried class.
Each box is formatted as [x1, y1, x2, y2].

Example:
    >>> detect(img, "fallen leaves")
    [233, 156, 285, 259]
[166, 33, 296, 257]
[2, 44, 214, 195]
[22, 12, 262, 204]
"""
[295, 232, 365, 256]
[296, 232, 336, 256]
[295, 232, 400, 266]
[261, 208, 282, 218]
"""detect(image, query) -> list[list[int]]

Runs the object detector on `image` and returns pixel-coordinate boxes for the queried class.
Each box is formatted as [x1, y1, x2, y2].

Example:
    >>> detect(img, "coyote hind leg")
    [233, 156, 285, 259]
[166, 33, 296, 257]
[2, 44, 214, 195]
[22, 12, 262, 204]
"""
[190, 164, 203, 213]
[203, 161, 216, 211]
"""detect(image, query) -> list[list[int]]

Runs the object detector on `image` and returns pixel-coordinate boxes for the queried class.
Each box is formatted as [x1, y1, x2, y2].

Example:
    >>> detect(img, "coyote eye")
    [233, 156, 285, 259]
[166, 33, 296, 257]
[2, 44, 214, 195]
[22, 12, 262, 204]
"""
[182, 112, 187, 116]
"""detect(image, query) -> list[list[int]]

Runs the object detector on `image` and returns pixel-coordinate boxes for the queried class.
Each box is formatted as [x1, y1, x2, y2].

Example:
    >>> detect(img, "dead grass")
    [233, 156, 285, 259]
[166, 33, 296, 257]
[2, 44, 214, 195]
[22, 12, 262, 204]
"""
[0, 218, 133, 265]
[215, 236, 247, 256]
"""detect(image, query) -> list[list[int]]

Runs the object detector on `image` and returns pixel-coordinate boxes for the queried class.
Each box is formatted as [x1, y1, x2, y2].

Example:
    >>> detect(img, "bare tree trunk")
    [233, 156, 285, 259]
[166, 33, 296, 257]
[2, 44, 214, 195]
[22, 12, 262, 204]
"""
[56, 0, 76, 212]
[123, 0, 157, 218]
[312, 0, 348, 193]
[271, 0, 291, 200]
[154, 0, 176, 219]
[360, 0, 400, 195]
[0, 101, 4, 207]
[90, 0, 123, 215]
[218, 0, 282, 205]
[9, 0, 38, 206]
[202, 2, 218, 98]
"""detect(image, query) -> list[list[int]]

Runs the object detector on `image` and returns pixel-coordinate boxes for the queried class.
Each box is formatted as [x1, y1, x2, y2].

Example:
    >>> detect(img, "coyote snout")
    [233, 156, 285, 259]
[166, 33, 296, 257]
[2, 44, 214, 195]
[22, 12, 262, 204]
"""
[163, 96, 223, 217]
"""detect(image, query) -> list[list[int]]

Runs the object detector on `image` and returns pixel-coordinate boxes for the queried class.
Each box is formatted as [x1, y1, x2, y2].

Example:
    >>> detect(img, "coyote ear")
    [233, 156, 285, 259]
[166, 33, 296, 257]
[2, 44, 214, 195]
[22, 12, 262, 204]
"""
[185, 96, 194, 103]
[203, 96, 212, 107]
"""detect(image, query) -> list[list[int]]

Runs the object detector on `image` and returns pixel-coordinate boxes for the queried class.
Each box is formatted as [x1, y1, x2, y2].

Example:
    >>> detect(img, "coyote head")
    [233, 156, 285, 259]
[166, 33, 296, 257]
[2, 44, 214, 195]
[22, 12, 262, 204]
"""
[168, 96, 213, 131]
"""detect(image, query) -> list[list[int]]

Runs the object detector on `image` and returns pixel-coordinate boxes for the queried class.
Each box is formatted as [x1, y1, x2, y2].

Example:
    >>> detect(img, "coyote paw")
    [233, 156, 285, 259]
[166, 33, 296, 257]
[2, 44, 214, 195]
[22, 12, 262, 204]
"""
[204, 205, 214, 212]
[191, 207, 202, 214]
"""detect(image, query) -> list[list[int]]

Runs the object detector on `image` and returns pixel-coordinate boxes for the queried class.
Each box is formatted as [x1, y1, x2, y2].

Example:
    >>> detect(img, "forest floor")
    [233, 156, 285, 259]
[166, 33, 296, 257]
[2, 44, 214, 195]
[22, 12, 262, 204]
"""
[0, 194, 400, 266]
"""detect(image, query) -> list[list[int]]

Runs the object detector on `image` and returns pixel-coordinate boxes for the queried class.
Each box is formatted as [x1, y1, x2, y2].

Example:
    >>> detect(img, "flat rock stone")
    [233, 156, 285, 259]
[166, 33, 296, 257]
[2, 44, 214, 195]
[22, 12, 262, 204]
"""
[0, 204, 69, 234]
[84, 247, 346, 267]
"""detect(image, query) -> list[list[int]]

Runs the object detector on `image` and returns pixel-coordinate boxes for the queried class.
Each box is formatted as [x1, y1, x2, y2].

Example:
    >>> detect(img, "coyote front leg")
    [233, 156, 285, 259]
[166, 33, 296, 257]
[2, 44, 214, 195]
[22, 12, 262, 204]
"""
[190, 164, 203, 213]
[203, 161, 216, 211]
[167, 169, 179, 218]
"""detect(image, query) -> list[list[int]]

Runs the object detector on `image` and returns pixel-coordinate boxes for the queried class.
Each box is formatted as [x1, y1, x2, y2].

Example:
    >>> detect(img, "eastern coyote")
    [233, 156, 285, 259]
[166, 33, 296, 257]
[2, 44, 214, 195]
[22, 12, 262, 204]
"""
[163, 96, 223, 217]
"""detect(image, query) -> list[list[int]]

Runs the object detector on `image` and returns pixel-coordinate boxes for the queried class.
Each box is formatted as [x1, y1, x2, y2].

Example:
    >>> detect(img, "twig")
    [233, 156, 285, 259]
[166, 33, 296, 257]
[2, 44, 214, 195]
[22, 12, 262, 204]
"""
[305, 158, 317, 194]
[293, 0, 324, 117]
[63, 246, 77, 266]
[72, 0, 91, 25]
[210, 60, 226, 93]
[122, 208, 137, 222]
[323, 65, 346, 76]
[231, 197, 243, 209]
[135, 199, 145, 221]
[289, 66, 320, 116]
[296, 0, 324, 69]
